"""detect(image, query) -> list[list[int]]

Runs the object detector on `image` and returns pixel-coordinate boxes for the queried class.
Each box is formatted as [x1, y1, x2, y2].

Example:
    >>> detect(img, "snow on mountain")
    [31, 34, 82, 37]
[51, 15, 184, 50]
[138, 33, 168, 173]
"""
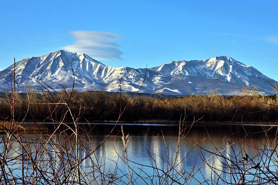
[0, 50, 276, 95]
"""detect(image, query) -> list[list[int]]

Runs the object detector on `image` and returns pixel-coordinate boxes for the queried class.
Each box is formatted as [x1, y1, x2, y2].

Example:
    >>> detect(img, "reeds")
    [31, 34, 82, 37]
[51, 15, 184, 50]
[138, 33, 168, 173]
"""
[1, 92, 278, 184]
[0, 91, 278, 123]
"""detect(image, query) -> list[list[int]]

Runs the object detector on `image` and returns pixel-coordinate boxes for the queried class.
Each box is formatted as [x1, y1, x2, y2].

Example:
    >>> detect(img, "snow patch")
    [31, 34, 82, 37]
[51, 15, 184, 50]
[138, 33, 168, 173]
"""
[156, 88, 181, 94]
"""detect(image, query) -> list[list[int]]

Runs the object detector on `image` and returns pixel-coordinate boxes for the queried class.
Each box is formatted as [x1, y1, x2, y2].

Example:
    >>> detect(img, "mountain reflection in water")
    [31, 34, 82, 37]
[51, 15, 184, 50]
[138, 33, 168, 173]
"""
[0, 125, 275, 184]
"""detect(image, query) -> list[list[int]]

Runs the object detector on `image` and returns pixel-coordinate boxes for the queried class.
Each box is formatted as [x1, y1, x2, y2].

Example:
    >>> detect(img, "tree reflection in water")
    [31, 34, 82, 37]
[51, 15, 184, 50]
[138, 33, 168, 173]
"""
[0, 125, 276, 184]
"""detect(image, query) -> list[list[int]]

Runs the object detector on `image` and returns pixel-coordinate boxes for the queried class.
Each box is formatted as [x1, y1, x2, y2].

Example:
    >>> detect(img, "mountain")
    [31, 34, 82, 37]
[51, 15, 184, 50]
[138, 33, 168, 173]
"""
[0, 50, 276, 95]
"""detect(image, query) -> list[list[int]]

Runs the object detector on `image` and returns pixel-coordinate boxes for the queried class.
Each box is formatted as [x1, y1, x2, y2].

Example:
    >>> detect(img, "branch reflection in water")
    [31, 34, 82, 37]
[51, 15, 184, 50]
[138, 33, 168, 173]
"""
[0, 124, 276, 184]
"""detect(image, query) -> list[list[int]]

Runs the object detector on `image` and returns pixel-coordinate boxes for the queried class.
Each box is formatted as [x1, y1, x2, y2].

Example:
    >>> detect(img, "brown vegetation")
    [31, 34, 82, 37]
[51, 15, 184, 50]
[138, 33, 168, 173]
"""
[0, 90, 278, 123]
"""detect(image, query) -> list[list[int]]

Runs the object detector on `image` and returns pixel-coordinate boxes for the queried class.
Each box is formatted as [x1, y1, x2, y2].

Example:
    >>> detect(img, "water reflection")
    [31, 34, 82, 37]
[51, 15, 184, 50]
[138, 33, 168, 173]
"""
[0, 127, 277, 184]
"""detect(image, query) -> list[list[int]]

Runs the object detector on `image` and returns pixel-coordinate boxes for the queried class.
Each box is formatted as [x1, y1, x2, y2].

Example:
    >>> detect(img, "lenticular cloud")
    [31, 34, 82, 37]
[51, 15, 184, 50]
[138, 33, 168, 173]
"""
[63, 31, 123, 61]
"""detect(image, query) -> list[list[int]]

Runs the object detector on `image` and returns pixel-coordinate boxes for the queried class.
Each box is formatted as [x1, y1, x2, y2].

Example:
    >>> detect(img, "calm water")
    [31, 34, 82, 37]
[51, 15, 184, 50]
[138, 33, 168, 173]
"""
[0, 124, 277, 184]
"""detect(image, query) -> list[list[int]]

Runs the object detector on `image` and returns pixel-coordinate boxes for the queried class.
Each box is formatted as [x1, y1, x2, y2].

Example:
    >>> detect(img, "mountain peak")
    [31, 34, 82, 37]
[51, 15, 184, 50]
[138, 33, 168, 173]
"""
[41, 50, 102, 65]
[208, 56, 250, 68]
[207, 56, 233, 64]
[214, 56, 232, 61]
[48, 49, 81, 59]
[53, 49, 80, 55]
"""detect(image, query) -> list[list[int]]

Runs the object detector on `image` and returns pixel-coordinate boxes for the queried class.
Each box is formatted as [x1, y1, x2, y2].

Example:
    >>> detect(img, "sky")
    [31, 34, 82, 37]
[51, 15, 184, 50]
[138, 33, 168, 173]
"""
[1, 0, 278, 79]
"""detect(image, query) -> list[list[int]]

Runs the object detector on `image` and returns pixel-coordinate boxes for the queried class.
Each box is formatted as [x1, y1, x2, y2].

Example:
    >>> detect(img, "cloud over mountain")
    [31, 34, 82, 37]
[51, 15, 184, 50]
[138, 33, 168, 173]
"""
[63, 31, 123, 61]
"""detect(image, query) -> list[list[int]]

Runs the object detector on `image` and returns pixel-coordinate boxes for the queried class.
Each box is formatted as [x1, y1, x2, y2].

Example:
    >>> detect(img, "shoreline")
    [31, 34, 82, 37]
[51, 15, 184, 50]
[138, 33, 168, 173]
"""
[1, 120, 278, 134]
[6, 120, 278, 127]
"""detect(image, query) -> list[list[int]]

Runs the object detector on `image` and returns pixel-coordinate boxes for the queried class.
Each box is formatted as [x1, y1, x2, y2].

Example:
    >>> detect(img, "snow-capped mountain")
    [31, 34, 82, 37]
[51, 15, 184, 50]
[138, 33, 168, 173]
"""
[0, 50, 276, 95]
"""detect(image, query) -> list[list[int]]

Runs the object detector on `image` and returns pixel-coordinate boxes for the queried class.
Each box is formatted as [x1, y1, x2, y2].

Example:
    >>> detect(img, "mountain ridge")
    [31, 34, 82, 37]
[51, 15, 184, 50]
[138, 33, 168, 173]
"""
[0, 50, 275, 95]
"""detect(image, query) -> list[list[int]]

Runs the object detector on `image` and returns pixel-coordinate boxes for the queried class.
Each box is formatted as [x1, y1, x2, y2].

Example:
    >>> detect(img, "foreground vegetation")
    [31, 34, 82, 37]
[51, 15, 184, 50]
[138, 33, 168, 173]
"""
[1, 100, 278, 184]
[0, 85, 278, 184]
[0, 90, 278, 123]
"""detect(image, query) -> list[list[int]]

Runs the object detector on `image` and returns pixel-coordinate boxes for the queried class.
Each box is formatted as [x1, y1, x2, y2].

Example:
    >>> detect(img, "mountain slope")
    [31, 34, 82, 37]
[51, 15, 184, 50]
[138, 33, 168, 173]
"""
[0, 50, 276, 95]
[150, 56, 276, 95]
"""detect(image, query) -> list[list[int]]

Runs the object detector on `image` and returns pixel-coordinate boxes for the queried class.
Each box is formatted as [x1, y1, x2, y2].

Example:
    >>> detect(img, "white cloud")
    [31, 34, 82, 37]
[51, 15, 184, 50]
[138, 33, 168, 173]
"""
[265, 35, 278, 45]
[63, 31, 123, 61]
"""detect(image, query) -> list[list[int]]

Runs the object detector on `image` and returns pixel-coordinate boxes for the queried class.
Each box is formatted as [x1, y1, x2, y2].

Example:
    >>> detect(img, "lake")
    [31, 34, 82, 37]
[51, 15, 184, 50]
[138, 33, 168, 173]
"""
[0, 123, 277, 184]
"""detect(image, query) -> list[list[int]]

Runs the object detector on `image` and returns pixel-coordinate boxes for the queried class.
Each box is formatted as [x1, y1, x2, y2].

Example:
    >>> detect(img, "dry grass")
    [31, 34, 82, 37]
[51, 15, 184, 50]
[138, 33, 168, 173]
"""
[0, 91, 277, 123]
[0, 88, 278, 184]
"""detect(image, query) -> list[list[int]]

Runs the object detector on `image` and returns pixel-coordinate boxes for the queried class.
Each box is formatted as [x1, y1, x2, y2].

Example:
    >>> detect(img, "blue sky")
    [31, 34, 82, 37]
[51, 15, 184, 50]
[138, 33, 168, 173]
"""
[1, 0, 278, 79]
